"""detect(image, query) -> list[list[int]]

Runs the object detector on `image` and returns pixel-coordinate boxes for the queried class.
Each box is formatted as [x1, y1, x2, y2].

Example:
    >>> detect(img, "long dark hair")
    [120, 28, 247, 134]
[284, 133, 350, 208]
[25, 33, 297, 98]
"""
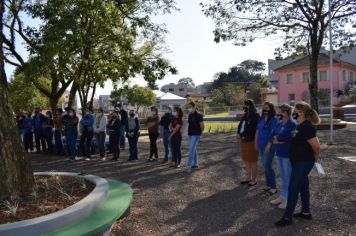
[244, 99, 257, 115]
[174, 107, 183, 119]
[262, 101, 276, 119]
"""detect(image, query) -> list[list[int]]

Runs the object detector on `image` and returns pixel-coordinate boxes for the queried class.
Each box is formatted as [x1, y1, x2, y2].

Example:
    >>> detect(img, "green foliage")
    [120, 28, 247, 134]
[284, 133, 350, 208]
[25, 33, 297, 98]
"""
[8, 74, 49, 112]
[178, 77, 195, 88]
[126, 86, 156, 110]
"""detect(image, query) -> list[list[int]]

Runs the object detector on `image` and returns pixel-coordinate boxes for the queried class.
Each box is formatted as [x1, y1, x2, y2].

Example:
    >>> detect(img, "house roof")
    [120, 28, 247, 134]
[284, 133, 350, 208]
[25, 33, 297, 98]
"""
[153, 90, 186, 101]
[274, 53, 356, 71]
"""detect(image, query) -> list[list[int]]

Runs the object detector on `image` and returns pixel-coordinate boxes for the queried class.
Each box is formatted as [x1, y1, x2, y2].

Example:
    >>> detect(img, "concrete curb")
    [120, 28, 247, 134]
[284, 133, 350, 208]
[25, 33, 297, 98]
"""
[0, 172, 108, 236]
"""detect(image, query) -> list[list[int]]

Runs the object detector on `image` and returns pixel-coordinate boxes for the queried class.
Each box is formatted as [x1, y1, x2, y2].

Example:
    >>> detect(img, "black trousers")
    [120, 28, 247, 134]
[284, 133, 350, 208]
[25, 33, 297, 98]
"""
[80, 131, 94, 158]
[109, 133, 120, 160]
[149, 132, 159, 159]
[34, 129, 46, 152]
[24, 132, 34, 152]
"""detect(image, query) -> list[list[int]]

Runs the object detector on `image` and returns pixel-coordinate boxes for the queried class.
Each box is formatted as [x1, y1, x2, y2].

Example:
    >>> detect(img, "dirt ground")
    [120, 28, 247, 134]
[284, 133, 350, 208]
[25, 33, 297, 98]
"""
[31, 125, 356, 236]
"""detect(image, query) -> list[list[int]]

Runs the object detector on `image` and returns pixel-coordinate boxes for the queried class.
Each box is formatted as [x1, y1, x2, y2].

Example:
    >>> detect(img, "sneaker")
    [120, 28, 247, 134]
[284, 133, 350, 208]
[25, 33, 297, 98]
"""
[101, 157, 106, 161]
[262, 186, 271, 191]
[277, 199, 287, 209]
[268, 189, 277, 195]
[248, 182, 257, 187]
[175, 164, 181, 168]
[274, 218, 292, 227]
[191, 165, 199, 169]
[293, 212, 312, 220]
[270, 196, 283, 205]
[85, 158, 90, 161]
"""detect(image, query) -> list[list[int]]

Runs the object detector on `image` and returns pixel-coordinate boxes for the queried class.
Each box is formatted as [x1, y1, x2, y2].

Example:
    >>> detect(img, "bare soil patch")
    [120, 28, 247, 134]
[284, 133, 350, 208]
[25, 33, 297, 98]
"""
[0, 175, 95, 225]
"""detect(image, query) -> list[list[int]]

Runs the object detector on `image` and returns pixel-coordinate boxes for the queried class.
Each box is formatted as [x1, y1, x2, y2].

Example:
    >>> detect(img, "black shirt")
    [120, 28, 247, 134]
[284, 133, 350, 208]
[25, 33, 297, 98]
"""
[237, 113, 260, 142]
[119, 109, 128, 127]
[289, 120, 316, 162]
[160, 112, 173, 129]
[188, 112, 203, 136]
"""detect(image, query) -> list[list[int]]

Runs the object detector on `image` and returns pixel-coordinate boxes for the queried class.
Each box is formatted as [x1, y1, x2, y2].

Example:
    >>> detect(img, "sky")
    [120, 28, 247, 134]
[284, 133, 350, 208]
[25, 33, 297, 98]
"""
[5, 0, 282, 98]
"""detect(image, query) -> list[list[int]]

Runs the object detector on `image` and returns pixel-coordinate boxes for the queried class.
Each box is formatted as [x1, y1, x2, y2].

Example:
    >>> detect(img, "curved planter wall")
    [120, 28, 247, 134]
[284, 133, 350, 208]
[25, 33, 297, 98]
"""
[0, 172, 108, 236]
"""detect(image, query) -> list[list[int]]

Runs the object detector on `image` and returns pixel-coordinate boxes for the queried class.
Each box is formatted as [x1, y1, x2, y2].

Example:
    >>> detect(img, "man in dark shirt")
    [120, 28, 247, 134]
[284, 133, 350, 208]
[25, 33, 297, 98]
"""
[160, 106, 173, 163]
[115, 103, 128, 150]
[186, 102, 204, 172]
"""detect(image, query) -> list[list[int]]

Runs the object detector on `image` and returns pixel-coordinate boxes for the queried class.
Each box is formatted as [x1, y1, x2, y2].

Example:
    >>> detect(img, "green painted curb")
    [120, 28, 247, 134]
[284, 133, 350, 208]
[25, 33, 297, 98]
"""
[47, 179, 133, 236]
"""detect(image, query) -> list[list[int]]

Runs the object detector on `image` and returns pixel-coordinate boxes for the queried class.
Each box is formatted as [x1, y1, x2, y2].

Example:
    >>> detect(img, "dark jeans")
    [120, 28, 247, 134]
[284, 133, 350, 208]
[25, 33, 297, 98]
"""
[163, 128, 170, 161]
[66, 130, 78, 160]
[24, 132, 34, 152]
[109, 133, 120, 160]
[171, 135, 182, 165]
[284, 160, 315, 219]
[119, 126, 126, 149]
[80, 131, 94, 158]
[54, 130, 64, 155]
[34, 129, 46, 152]
[45, 133, 54, 153]
[149, 132, 159, 159]
[95, 132, 106, 157]
[128, 136, 138, 160]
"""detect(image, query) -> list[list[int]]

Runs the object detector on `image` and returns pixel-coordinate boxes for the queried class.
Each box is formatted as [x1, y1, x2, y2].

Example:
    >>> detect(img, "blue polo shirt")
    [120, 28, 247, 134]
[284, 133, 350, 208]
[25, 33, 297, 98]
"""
[273, 119, 297, 158]
[257, 117, 278, 149]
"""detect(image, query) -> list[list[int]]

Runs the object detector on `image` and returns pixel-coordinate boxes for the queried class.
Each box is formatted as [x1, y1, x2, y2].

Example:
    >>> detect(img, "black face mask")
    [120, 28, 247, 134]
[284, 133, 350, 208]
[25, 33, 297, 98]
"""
[292, 112, 299, 120]
[243, 106, 248, 113]
[277, 114, 283, 120]
[263, 110, 269, 116]
[129, 113, 135, 117]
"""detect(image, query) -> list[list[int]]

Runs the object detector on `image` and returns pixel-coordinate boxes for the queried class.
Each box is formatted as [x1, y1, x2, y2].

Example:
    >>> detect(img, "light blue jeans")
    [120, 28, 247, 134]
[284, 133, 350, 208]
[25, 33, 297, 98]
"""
[259, 146, 276, 189]
[119, 126, 125, 149]
[278, 156, 292, 198]
[163, 128, 171, 161]
[187, 135, 201, 169]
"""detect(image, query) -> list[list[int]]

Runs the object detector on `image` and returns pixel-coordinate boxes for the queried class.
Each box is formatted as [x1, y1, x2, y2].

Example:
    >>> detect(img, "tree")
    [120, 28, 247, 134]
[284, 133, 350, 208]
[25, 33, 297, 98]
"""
[8, 73, 49, 112]
[126, 86, 156, 112]
[0, 0, 34, 199]
[178, 77, 195, 88]
[147, 81, 159, 90]
[202, 0, 356, 112]
[239, 60, 265, 75]
[211, 84, 246, 106]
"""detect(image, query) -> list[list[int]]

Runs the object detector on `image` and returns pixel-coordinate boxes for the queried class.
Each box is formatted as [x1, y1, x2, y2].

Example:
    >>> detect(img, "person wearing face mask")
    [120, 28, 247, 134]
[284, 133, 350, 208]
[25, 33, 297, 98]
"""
[275, 101, 321, 227]
[126, 109, 140, 161]
[146, 106, 160, 161]
[54, 109, 65, 155]
[115, 103, 128, 150]
[255, 101, 278, 192]
[33, 108, 47, 153]
[270, 104, 297, 209]
[186, 101, 204, 173]
[169, 107, 184, 168]
[63, 108, 79, 161]
[94, 108, 107, 160]
[159, 105, 173, 163]
[237, 99, 260, 186]
[79, 108, 95, 160]
[42, 111, 54, 153]
[107, 111, 121, 161]
[23, 111, 34, 152]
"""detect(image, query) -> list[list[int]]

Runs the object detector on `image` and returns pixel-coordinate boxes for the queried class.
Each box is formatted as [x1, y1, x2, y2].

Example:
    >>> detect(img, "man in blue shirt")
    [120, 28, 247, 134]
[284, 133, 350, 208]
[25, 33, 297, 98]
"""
[33, 108, 46, 153]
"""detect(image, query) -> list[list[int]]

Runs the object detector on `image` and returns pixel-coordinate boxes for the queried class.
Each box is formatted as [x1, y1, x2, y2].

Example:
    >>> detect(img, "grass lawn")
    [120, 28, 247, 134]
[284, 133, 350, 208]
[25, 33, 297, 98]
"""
[204, 122, 239, 133]
[204, 112, 229, 117]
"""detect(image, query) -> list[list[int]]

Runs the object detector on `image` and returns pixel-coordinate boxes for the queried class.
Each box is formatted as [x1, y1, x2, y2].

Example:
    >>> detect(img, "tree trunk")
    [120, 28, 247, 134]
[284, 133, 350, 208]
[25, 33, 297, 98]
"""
[68, 82, 78, 109]
[0, 0, 34, 199]
[309, 30, 321, 113]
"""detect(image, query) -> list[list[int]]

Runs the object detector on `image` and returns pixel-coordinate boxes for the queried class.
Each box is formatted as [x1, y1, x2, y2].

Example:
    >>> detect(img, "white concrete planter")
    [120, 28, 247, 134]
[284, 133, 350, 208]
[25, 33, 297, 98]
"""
[0, 172, 108, 236]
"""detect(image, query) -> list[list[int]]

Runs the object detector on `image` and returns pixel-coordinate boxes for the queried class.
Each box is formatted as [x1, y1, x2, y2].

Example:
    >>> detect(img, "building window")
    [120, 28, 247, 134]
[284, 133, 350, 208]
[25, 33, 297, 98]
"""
[169, 88, 174, 92]
[289, 94, 295, 101]
[286, 74, 293, 84]
[343, 70, 347, 81]
[179, 88, 185, 92]
[350, 72, 354, 82]
[302, 72, 310, 83]
[319, 71, 327, 81]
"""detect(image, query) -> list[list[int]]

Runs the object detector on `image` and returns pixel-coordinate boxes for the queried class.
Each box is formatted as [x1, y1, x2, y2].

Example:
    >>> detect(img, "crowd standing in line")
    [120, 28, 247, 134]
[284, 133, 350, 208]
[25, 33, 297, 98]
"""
[16, 98, 321, 227]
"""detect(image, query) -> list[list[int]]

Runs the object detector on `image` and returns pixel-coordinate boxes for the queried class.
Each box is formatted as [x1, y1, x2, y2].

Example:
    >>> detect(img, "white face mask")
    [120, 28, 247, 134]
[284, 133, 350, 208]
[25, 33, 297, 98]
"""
[69, 112, 74, 117]
[151, 111, 156, 116]
[187, 108, 193, 113]
[172, 111, 178, 117]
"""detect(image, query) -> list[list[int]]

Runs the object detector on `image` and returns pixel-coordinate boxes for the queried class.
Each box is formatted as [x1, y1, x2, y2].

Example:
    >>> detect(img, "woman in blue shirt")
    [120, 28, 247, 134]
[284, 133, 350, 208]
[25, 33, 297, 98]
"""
[255, 101, 278, 193]
[270, 104, 297, 209]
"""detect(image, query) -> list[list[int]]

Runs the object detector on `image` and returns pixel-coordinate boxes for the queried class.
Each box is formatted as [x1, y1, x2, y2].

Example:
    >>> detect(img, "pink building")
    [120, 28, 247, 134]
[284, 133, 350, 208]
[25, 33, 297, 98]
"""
[275, 53, 356, 105]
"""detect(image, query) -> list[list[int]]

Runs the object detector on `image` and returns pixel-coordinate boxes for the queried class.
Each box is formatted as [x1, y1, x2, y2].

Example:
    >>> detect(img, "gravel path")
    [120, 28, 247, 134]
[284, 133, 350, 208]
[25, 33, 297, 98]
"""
[31, 125, 356, 236]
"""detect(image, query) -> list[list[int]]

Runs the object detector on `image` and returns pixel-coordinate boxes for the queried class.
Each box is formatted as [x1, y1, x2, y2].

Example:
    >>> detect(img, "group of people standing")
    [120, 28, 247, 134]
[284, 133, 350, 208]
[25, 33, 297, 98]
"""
[237, 99, 321, 227]
[146, 101, 204, 172]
